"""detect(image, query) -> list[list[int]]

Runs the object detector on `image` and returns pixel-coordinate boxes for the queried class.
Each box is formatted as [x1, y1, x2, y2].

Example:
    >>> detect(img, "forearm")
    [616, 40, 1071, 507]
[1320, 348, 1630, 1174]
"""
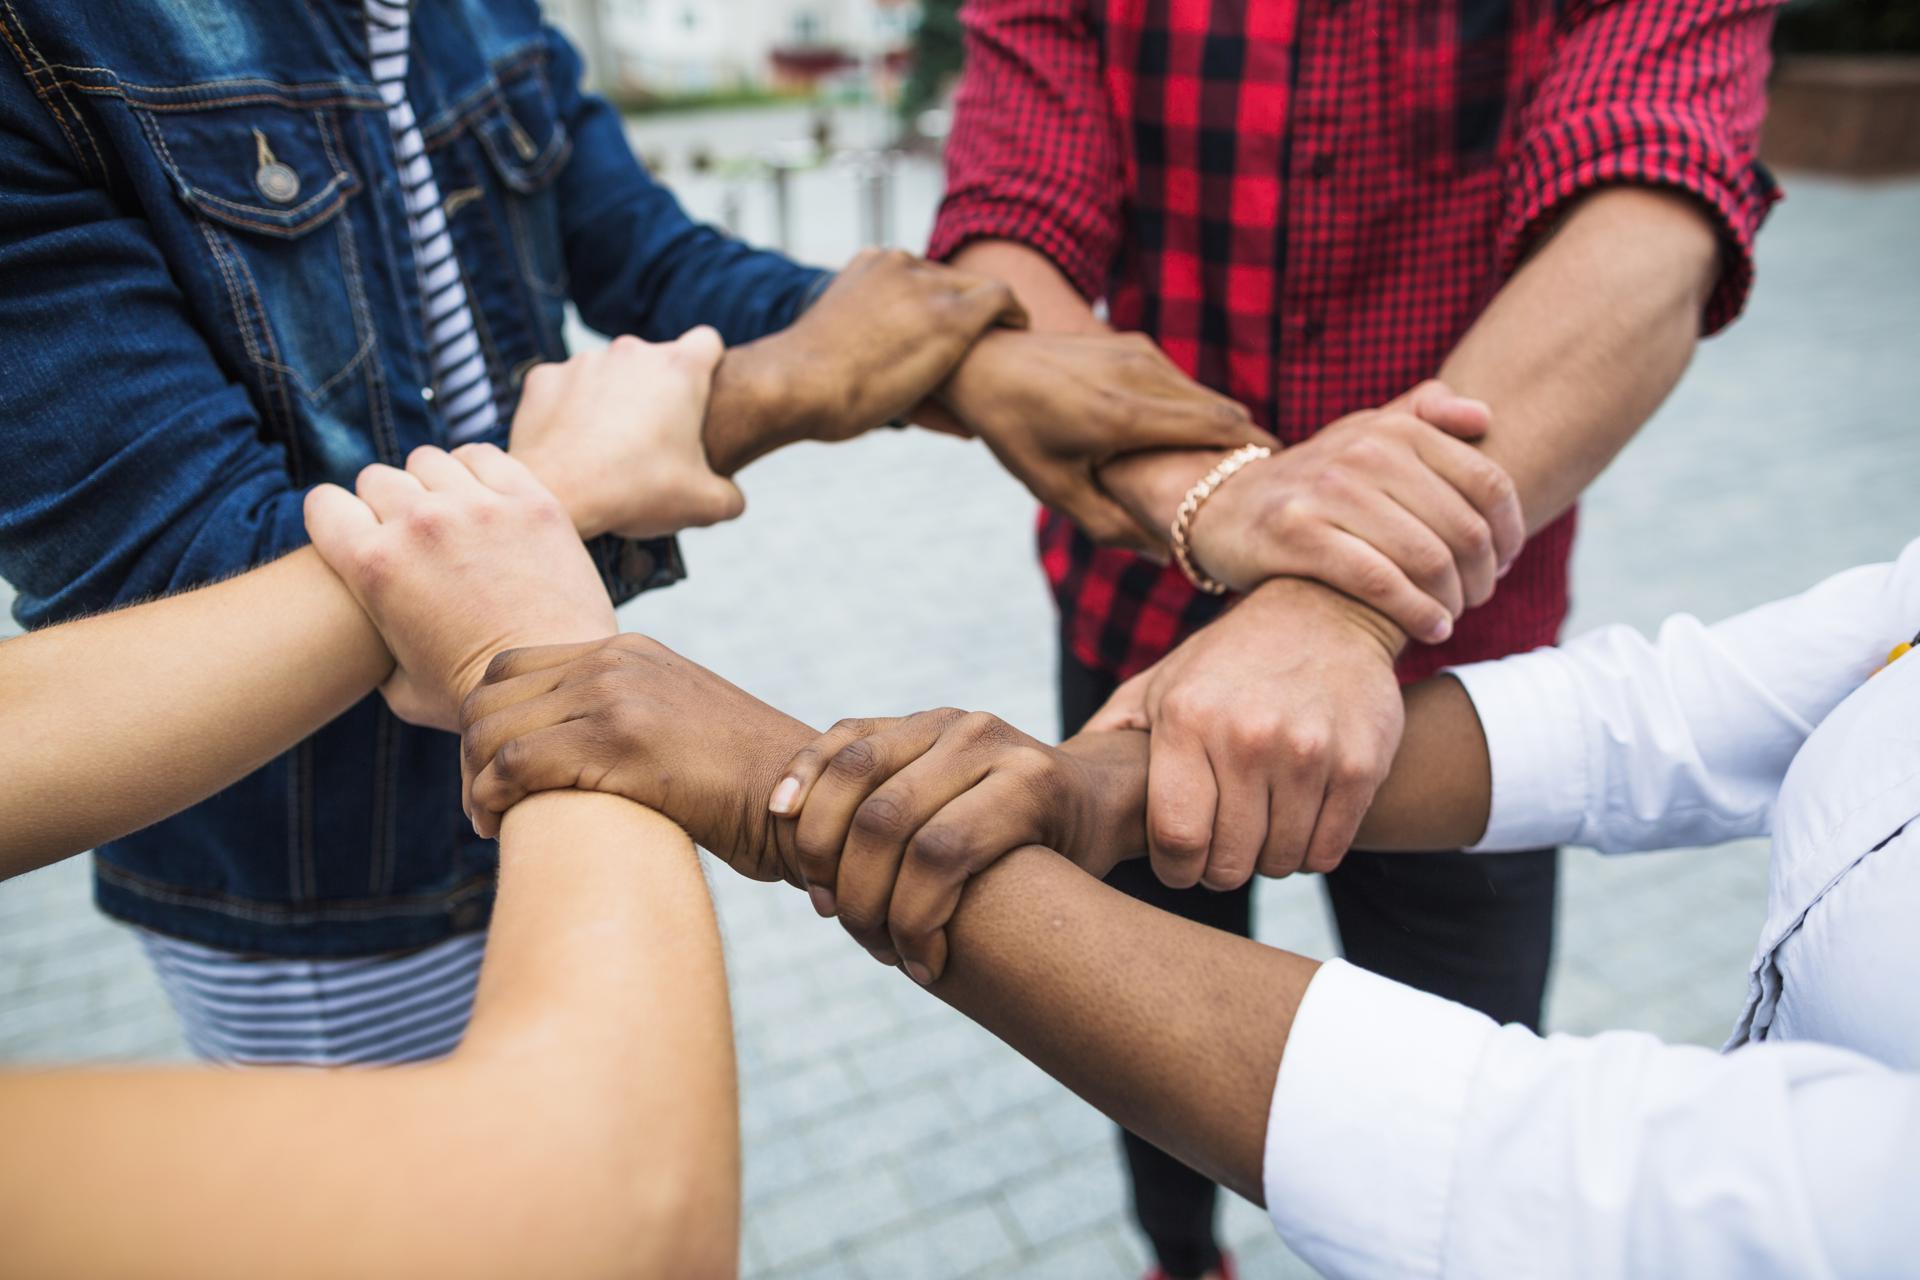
[1092, 189, 1720, 591]
[0, 792, 736, 1280]
[929, 844, 1315, 1204]
[0, 548, 391, 879]
[1440, 186, 1720, 532]
[947, 240, 1109, 335]
[700, 338, 814, 477]
[1352, 675, 1492, 851]
[462, 791, 739, 1276]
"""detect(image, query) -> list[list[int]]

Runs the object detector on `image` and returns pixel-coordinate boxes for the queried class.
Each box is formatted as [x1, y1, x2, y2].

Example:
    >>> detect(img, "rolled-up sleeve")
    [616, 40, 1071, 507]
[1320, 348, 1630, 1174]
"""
[926, 0, 1126, 302]
[543, 25, 828, 345]
[1264, 960, 1920, 1280]
[1500, 0, 1783, 334]
[1448, 541, 1920, 856]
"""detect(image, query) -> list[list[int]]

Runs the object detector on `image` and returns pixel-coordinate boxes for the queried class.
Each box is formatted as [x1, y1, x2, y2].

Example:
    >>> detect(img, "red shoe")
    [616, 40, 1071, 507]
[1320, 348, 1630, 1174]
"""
[1142, 1254, 1236, 1280]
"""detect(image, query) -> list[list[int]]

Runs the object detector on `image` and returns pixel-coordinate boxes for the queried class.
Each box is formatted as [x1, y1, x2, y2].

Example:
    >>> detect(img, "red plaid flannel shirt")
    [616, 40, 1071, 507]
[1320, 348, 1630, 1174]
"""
[930, 0, 1780, 682]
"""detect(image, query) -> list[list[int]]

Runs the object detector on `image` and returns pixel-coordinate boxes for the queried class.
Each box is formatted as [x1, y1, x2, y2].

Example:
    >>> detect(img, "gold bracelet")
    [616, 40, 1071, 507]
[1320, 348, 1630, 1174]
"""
[1170, 443, 1272, 595]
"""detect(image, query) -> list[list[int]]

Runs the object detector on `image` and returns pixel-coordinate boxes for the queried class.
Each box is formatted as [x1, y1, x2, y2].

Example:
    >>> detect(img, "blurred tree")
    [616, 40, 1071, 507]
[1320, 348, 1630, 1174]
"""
[899, 0, 964, 123]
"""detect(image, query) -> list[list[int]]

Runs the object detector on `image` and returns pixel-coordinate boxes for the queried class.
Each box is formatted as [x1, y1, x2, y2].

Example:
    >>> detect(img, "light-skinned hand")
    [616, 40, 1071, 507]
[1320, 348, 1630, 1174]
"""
[304, 444, 617, 731]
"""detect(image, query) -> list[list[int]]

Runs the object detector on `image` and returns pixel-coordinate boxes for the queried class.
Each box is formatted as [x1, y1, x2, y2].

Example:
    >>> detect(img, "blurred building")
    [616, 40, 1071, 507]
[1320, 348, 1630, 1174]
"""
[545, 0, 920, 96]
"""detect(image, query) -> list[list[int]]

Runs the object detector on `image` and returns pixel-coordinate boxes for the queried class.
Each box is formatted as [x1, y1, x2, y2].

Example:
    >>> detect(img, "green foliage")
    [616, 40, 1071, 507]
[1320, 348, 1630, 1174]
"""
[1774, 0, 1920, 54]
[899, 0, 965, 122]
[608, 84, 810, 117]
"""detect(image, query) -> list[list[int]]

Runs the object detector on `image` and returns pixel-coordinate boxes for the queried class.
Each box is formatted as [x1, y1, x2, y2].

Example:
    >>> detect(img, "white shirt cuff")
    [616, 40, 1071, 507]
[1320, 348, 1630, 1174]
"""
[1448, 651, 1590, 852]
[1264, 959, 1498, 1280]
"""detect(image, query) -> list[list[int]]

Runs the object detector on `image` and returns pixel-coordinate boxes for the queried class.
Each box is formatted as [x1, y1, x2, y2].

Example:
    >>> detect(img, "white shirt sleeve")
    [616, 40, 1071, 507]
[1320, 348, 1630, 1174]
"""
[1452, 543, 1920, 853]
[1264, 960, 1920, 1280]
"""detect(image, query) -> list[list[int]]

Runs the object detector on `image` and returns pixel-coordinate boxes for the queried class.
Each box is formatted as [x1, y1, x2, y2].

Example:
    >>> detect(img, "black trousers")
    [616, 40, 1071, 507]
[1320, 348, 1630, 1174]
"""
[1060, 641, 1558, 1280]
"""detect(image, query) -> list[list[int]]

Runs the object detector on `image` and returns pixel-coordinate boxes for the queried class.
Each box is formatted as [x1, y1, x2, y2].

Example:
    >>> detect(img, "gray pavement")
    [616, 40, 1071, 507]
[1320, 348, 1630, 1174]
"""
[1, 167, 1916, 1279]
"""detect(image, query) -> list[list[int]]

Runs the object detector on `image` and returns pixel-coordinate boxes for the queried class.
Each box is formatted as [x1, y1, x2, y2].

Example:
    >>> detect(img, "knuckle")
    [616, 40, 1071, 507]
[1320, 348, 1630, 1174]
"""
[1305, 846, 1349, 875]
[1280, 728, 1331, 767]
[828, 737, 882, 782]
[404, 501, 451, 541]
[1341, 437, 1389, 470]
[349, 543, 393, 591]
[850, 792, 909, 842]
[908, 824, 971, 876]
[793, 829, 839, 875]
[492, 736, 530, 783]
[459, 722, 490, 772]
[1351, 557, 1402, 603]
[1259, 849, 1305, 880]
[1201, 861, 1251, 891]
[836, 905, 881, 941]
[1227, 712, 1286, 753]
[957, 709, 1008, 743]
[1456, 518, 1494, 559]
[1411, 540, 1455, 583]
[1149, 815, 1209, 860]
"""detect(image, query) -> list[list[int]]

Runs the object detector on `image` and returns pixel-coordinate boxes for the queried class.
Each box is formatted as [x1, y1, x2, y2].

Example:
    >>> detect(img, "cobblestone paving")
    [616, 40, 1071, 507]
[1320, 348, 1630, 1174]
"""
[1, 172, 1914, 1279]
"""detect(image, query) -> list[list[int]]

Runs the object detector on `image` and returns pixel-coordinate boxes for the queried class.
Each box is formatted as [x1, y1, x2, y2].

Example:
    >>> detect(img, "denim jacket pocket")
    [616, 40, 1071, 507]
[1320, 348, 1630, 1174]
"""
[469, 57, 571, 299]
[137, 101, 378, 412]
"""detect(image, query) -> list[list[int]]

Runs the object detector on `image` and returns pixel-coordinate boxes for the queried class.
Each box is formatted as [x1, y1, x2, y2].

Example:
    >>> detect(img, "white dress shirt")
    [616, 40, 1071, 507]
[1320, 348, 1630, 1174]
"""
[1263, 538, 1920, 1279]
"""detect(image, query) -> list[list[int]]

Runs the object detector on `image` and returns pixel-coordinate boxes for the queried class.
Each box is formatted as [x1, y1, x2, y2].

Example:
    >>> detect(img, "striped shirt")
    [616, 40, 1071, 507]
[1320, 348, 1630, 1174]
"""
[366, 0, 500, 443]
[138, 929, 485, 1065]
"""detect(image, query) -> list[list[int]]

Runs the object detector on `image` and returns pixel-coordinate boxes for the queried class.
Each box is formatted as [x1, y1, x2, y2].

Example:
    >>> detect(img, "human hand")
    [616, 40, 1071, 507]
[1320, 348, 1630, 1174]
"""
[1157, 381, 1523, 643]
[705, 249, 1026, 473]
[508, 327, 743, 540]
[457, 634, 810, 880]
[1085, 577, 1405, 889]
[765, 713, 1150, 981]
[938, 330, 1268, 553]
[304, 445, 617, 732]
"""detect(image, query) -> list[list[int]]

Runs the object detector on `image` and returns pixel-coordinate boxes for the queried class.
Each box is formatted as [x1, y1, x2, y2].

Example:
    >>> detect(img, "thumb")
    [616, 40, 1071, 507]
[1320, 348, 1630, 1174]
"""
[692, 475, 748, 527]
[1394, 379, 1492, 440]
[1084, 668, 1155, 733]
[673, 324, 726, 374]
[303, 483, 380, 576]
[957, 278, 1029, 337]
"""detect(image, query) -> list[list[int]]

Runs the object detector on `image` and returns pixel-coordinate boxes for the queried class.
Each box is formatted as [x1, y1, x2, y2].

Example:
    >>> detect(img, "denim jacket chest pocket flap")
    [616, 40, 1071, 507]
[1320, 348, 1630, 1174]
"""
[138, 99, 378, 407]
[436, 55, 572, 303]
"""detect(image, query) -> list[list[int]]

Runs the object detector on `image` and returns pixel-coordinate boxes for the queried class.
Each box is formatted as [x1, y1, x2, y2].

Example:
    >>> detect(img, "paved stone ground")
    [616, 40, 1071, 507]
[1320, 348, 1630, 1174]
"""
[1, 161, 1914, 1279]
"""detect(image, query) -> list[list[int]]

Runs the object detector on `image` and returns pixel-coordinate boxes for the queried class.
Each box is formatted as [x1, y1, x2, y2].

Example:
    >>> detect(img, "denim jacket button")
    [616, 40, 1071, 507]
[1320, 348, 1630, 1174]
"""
[450, 899, 485, 931]
[255, 160, 301, 204]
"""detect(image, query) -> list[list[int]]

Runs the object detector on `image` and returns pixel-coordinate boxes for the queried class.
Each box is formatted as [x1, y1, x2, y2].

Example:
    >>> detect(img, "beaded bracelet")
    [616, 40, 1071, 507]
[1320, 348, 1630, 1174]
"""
[1170, 443, 1273, 595]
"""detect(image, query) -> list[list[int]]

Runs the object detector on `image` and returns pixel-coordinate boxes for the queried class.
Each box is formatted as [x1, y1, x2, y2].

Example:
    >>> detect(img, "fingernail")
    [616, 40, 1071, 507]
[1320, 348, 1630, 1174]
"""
[808, 885, 836, 918]
[769, 777, 801, 815]
[904, 961, 934, 986]
[1428, 618, 1453, 643]
[873, 948, 900, 967]
[1497, 561, 1515, 580]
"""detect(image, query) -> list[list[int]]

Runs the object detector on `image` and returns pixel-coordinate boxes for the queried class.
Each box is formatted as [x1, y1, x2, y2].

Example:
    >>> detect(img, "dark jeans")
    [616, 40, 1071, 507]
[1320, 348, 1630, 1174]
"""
[1060, 641, 1558, 1280]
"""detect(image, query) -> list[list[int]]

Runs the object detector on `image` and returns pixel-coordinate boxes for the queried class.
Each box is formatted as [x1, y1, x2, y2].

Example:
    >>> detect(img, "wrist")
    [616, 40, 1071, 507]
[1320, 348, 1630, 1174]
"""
[1095, 448, 1221, 534]
[1251, 577, 1408, 664]
[704, 341, 810, 476]
[1055, 730, 1151, 876]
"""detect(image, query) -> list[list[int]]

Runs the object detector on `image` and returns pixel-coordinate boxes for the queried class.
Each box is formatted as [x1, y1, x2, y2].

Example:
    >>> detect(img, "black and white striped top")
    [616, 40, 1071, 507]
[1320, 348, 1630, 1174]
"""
[366, 0, 500, 443]
[137, 929, 486, 1065]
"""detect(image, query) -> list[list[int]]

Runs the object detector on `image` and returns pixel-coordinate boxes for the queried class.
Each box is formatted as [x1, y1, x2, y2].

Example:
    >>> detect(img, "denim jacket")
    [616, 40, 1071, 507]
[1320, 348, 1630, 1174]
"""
[0, 0, 825, 954]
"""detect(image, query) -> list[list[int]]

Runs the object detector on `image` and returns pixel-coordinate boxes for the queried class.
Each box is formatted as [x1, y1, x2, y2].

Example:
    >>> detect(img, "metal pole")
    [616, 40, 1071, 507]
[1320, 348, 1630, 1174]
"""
[770, 162, 794, 253]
